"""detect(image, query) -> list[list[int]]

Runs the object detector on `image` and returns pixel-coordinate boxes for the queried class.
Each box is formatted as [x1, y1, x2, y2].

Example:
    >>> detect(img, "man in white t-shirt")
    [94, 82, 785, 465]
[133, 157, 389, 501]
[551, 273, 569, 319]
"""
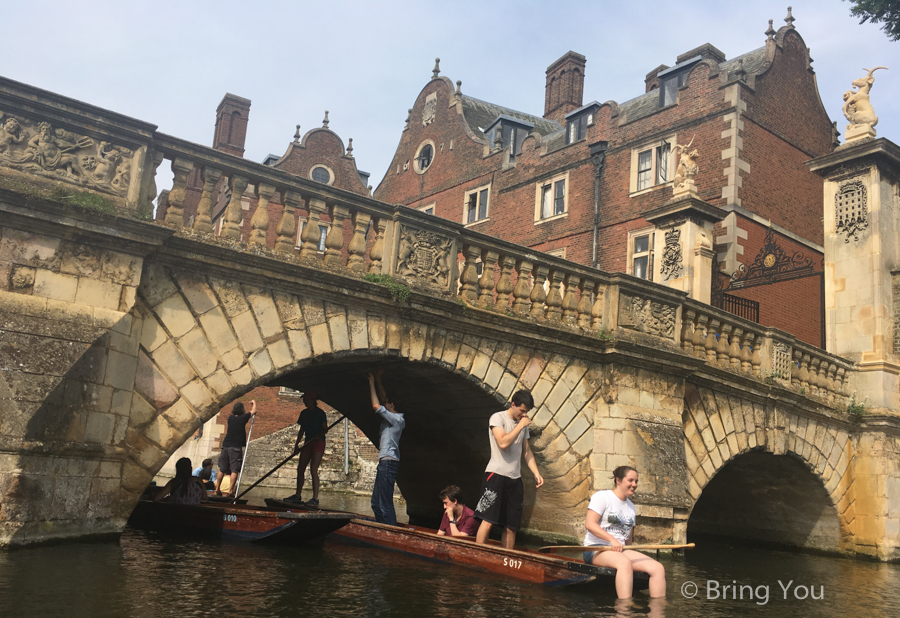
[474, 389, 544, 549]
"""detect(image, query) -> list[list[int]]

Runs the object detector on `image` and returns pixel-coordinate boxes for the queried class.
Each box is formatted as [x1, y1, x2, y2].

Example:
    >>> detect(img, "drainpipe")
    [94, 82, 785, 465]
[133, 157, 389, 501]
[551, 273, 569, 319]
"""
[589, 141, 609, 269]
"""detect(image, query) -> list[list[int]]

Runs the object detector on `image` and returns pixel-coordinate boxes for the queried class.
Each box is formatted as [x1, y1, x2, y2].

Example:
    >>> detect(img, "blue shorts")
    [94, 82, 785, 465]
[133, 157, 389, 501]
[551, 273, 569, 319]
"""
[583, 544, 608, 564]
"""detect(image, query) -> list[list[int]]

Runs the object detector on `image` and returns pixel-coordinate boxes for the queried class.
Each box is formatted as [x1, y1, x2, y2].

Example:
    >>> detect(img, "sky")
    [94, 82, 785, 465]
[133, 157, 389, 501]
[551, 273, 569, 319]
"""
[3, 1, 897, 195]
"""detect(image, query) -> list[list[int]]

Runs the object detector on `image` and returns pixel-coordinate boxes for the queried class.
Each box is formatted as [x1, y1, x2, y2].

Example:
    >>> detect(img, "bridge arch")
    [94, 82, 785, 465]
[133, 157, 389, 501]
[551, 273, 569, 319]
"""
[682, 384, 853, 551]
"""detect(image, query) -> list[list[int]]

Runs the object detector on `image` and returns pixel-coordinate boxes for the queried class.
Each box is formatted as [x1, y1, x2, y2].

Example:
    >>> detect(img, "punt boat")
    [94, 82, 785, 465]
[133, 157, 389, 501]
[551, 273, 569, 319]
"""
[265, 498, 649, 589]
[128, 499, 354, 543]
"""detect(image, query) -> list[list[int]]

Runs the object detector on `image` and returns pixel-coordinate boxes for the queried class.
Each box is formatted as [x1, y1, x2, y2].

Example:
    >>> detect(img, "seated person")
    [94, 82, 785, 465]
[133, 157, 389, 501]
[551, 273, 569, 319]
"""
[437, 485, 479, 537]
[218, 474, 232, 496]
[192, 458, 217, 490]
[155, 457, 208, 505]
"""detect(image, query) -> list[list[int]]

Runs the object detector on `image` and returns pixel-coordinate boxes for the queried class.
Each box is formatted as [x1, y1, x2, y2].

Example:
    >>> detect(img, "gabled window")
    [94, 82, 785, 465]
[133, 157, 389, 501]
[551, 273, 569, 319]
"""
[485, 116, 533, 162]
[565, 102, 599, 145]
[656, 56, 700, 108]
[464, 185, 490, 225]
[535, 172, 569, 222]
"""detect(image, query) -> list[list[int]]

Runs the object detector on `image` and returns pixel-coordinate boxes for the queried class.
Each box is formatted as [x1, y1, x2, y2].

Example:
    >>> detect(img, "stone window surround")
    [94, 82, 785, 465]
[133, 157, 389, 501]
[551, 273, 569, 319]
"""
[627, 226, 656, 280]
[629, 133, 677, 196]
[534, 171, 570, 224]
[414, 139, 436, 175]
[463, 183, 491, 227]
[418, 202, 436, 215]
[296, 220, 330, 252]
[309, 164, 335, 186]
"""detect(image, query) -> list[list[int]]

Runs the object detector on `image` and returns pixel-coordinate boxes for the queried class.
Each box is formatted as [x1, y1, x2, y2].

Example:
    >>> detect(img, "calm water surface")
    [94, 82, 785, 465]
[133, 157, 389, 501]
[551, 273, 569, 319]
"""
[2, 494, 898, 617]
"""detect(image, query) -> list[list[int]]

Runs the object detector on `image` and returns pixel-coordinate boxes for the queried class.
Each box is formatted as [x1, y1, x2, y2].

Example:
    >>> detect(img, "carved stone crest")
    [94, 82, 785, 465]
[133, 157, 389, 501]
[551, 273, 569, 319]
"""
[772, 342, 792, 383]
[835, 179, 868, 242]
[660, 229, 684, 281]
[618, 294, 676, 339]
[422, 92, 437, 127]
[396, 225, 453, 287]
[0, 109, 133, 197]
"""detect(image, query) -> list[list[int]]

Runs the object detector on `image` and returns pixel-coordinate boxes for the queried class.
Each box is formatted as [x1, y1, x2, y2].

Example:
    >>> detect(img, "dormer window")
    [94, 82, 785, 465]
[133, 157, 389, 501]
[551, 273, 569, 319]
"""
[485, 116, 533, 162]
[564, 102, 599, 145]
[656, 55, 700, 108]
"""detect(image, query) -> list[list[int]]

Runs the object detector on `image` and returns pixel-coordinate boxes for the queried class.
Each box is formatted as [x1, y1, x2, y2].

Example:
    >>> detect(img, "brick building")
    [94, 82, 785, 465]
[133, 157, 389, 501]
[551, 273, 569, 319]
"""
[374, 14, 834, 346]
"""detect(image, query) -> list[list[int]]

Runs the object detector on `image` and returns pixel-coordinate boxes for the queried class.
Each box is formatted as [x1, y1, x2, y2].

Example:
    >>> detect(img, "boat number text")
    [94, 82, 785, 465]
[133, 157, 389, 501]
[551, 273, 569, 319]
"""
[223, 514, 238, 522]
[502, 558, 522, 569]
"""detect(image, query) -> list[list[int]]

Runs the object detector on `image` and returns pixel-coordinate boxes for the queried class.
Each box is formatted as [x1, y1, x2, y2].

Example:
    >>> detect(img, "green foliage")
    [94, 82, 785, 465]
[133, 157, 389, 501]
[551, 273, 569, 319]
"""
[596, 329, 615, 342]
[800, 387, 806, 396]
[363, 274, 411, 304]
[51, 186, 116, 214]
[764, 371, 784, 386]
[847, 393, 866, 416]
[845, 0, 900, 41]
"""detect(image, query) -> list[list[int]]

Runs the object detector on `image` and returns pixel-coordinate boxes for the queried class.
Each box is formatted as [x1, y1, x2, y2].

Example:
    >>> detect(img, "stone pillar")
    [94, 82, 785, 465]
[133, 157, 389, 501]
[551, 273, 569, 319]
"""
[644, 195, 724, 303]
[808, 139, 900, 410]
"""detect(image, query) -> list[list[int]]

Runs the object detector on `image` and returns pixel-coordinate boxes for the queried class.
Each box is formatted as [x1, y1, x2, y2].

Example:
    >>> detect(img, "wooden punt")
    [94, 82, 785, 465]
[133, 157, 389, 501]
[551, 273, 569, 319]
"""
[265, 498, 649, 589]
[128, 499, 353, 543]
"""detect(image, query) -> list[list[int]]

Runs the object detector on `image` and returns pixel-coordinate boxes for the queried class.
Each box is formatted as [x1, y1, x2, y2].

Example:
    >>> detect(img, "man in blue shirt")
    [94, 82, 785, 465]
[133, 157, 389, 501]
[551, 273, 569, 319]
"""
[192, 458, 217, 489]
[368, 369, 405, 526]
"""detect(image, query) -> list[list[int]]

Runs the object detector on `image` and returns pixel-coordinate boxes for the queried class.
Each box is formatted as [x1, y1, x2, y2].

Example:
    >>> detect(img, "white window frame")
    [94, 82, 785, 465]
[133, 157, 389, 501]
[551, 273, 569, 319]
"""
[418, 202, 436, 215]
[309, 164, 335, 185]
[463, 184, 491, 227]
[534, 172, 569, 223]
[629, 134, 676, 196]
[296, 220, 330, 252]
[627, 228, 656, 280]
[414, 140, 436, 174]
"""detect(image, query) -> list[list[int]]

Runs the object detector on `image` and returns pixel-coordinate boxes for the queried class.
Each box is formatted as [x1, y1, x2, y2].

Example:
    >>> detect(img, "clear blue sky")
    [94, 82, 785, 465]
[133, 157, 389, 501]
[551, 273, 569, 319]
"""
[4, 1, 897, 193]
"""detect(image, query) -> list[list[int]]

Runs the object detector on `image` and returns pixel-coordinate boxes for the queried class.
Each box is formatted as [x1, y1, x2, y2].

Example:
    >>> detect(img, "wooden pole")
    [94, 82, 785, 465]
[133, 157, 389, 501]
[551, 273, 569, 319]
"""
[537, 543, 695, 553]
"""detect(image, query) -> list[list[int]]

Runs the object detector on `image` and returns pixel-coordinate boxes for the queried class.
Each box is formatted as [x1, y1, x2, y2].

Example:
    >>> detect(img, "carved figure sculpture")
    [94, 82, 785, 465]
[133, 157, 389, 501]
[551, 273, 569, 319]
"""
[23, 122, 89, 176]
[842, 67, 888, 130]
[0, 117, 26, 155]
[672, 136, 699, 192]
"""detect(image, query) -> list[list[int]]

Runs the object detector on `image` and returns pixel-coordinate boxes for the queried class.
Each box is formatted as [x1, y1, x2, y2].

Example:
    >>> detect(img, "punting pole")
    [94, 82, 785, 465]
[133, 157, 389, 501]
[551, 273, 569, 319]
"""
[232, 414, 256, 501]
[234, 414, 346, 502]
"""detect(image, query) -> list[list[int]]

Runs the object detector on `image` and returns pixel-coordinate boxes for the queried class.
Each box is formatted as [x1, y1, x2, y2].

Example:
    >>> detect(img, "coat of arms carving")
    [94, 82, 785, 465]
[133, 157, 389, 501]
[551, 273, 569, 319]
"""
[422, 93, 437, 127]
[396, 225, 453, 287]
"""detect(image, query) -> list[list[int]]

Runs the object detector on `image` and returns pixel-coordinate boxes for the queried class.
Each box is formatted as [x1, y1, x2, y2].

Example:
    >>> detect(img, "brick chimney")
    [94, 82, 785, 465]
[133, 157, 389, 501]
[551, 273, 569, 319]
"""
[213, 93, 251, 157]
[544, 51, 586, 125]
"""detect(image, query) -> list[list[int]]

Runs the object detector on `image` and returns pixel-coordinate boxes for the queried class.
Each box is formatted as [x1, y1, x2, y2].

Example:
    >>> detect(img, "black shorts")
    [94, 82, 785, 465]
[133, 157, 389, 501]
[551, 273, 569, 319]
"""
[473, 472, 524, 531]
[218, 447, 243, 475]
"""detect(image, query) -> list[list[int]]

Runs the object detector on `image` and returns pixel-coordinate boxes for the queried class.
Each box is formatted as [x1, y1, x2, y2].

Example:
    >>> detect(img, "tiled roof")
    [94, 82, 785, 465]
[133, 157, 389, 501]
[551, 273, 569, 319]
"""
[460, 95, 561, 141]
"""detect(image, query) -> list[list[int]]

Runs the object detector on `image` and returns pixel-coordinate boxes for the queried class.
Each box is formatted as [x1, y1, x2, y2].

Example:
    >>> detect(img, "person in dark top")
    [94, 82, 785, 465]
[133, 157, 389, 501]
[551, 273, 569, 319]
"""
[285, 391, 328, 506]
[437, 485, 479, 537]
[192, 458, 217, 489]
[214, 400, 257, 497]
[156, 457, 208, 505]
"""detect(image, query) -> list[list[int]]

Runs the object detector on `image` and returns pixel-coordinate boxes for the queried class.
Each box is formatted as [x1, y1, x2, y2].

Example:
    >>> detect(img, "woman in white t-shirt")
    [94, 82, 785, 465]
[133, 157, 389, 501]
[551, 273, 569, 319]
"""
[583, 466, 666, 599]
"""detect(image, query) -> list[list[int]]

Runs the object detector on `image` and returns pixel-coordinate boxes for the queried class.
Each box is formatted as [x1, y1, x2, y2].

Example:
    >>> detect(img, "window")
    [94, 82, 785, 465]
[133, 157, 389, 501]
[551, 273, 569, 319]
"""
[565, 111, 593, 144]
[659, 72, 687, 107]
[419, 203, 435, 215]
[279, 387, 302, 396]
[630, 136, 675, 194]
[535, 173, 568, 222]
[628, 230, 655, 280]
[414, 141, 435, 174]
[310, 165, 334, 185]
[464, 185, 490, 225]
[297, 221, 329, 252]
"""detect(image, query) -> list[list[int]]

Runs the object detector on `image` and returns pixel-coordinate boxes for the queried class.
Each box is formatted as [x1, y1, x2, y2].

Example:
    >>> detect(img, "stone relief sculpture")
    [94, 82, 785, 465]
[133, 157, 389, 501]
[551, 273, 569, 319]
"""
[835, 179, 868, 242]
[660, 229, 684, 281]
[422, 92, 437, 127]
[672, 136, 699, 194]
[619, 294, 676, 339]
[396, 225, 453, 287]
[842, 67, 887, 132]
[0, 109, 133, 196]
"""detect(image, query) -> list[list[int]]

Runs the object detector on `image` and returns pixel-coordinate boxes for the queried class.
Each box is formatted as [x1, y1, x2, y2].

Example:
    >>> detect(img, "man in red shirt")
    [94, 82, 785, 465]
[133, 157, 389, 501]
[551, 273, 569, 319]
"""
[437, 485, 479, 537]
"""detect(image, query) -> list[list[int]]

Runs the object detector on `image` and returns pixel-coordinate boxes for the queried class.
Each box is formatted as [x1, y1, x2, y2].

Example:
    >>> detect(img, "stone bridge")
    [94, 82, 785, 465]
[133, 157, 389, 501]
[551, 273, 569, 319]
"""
[1, 75, 899, 560]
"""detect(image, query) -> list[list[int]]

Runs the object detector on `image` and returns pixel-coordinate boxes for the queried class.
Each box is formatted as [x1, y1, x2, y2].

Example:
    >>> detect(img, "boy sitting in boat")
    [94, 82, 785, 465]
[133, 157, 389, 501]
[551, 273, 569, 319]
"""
[437, 485, 479, 537]
[155, 457, 208, 505]
[474, 390, 544, 549]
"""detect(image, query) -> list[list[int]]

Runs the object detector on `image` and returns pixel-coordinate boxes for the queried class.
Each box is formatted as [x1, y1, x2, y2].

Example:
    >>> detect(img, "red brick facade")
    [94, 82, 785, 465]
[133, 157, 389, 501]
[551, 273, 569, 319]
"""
[374, 23, 834, 345]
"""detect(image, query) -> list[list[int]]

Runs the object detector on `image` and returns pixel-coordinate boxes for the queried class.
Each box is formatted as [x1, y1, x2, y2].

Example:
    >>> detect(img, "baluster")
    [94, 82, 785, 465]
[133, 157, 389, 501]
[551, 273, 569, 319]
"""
[221, 174, 249, 239]
[693, 314, 709, 358]
[836, 367, 849, 406]
[799, 354, 811, 391]
[512, 260, 533, 314]
[681, 309, 696, 354]
[729, 327, 743, 370]
[808, 358, 821, 396]
[529, 265, 549, 318]
[591, 283, 604, 330]
[347, 210, 371, 272]
[791, 349, 802, 388]
[192, 166, 222, 233]
[751, 340, 762, 377]
[478, 250, 499, 308]
[139, 149, 165, 220]
[740, 332, 754, 374]
[249, 183, 276, 245]
[817, 359, 829, 398]
[324, 204, 349, 266]
[459, 245, 481, 302]
[717, 323, 732, 367]
[544, 270, 564, 321]
[827, 363, 838, 405]
[705, 319, 720, 364]
[300, 198, 327, 259]
[577, 279, 593, 329]
[495, 256, 515, 311]
[164, 157, 195, 227]
[275, 190, 301, 253]
[562, 274, 579, 324]
[368, 218, 386, 274]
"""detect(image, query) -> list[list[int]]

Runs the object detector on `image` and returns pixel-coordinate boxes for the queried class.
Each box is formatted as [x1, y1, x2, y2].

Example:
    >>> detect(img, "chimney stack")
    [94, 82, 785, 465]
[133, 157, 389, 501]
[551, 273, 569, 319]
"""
[213, 93, 252, 157]
[544, 51, 586, 124]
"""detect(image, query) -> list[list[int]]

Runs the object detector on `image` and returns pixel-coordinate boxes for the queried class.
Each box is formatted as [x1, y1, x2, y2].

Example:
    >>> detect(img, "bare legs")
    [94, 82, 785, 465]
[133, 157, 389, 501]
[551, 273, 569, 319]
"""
[475, 520, 517, 549]
[592, 549, 666, 599]
[296, 448, 325, 500]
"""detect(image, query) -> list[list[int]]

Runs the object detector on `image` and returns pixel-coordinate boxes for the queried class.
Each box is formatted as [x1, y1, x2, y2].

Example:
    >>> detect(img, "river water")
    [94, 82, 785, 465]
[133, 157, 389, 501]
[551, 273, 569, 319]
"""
[2, 492, 899, 617]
